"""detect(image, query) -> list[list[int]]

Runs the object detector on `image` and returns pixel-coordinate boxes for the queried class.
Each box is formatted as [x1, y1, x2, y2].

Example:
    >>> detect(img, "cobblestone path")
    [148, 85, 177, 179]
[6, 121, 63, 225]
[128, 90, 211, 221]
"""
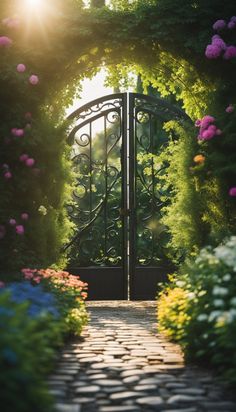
[49, 301, 236, 412]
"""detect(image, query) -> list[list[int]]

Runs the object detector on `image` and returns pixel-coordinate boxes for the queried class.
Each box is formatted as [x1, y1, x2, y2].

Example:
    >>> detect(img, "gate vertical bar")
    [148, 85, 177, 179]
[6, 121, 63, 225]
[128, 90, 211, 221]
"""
[128, 93, 136, 300]
[122, 93, 128, 299]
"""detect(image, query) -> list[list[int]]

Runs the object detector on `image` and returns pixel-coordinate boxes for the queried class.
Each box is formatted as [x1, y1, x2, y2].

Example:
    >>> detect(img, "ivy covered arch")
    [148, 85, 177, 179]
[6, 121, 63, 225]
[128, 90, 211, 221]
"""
[0, 0, 236, 271]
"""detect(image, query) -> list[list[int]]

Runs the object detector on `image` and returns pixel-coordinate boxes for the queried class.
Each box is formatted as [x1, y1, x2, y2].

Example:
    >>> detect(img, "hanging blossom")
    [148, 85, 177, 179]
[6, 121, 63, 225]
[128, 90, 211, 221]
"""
[195, 115, 222, 141]
[205, 17, 236, 60]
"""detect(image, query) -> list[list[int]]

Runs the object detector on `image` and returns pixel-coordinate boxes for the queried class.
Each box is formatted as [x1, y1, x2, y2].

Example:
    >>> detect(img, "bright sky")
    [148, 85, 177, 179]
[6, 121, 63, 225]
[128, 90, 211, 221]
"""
[66, 69, 113, 117]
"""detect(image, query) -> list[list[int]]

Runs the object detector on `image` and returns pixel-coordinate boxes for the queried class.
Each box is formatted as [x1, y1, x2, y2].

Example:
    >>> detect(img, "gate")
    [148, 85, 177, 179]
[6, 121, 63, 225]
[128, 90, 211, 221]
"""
[66, 93, 188, 300]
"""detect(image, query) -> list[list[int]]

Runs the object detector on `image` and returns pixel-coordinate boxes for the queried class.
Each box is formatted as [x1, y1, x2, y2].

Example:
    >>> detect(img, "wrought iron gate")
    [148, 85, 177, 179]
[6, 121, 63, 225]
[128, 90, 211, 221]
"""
[66, 93, 188, 300]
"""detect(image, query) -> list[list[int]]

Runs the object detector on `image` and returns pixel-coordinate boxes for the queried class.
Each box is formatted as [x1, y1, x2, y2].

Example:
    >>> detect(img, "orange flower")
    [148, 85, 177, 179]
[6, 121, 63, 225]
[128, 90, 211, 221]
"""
[193, 154, 205, 164]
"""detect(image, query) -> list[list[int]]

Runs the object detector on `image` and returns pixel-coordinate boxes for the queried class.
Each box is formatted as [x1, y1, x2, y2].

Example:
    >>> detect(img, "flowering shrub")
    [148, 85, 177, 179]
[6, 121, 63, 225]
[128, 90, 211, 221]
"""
[21, 268, 88, 335]
[205, 17, 236, 60]
[0, 269, 88, 411]
[158, 236, 236, 384]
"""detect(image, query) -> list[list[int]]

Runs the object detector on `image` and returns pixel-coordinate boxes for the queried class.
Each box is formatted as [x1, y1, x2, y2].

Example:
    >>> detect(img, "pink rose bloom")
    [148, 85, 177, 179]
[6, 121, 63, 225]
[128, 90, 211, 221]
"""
[0, 36, 12, 47]
[212, 37, 226, 50]
[0, 281, 5, 288]
[21, 213, 29, 221]
[17, 64, 26, 73]
[15, 129, 24, 137]
[223, 46, 236, 59]
[19, 154, 29, 162]
[201, 129, 215, 140]
[25, 158, 35, 167]
[213, 20, 226, 31]
[226, 104, 234, 113]
[200, 115, 215, 130]
[16, 225, 24, 235]
[205, 44, 221, 59]
[29, 75, 39, 85]
[228, 21, 236, 29]
[229, 187, 236, 196]
[4, 171, 12, 179]
[0, 225, 6, 239]
[9, 219, 17, 226]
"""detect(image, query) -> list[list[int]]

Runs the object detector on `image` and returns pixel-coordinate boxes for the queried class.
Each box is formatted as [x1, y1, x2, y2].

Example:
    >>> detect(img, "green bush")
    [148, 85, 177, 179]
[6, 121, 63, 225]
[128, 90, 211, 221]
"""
[158, 236, 236, 384]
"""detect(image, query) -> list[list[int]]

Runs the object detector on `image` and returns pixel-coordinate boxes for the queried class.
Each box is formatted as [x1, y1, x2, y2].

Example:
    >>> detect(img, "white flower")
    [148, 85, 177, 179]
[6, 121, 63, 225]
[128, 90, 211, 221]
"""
[230, 297, 236, 306]
[197, 314, 208, 321]
[213, 299, 225, 307]
[212, 286, 228, 296]
[208, 310, 222, 322]
[176, 280, 185, 288]
[222, 273, 231, 281]
[188, 292, 196, 300]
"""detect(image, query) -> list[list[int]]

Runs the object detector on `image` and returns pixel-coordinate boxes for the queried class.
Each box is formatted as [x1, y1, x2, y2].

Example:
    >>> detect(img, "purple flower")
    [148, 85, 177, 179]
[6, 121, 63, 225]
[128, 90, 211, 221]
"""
[195, 119, 201, 127]
[228, 21, 236, 29]
[223, 46, 236, 60]
[205, 44, 222, 59]
[229, 187, 236, 197]
[213, 20, 226, 31]
[9, 219, 17, 226]
[212, 36, 226, 50]
[230, 16, 236, 23]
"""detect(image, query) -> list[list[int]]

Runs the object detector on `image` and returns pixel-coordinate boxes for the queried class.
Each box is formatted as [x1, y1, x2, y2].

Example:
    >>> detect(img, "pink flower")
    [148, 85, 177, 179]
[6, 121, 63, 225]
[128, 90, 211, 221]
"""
[0, 281, 5, 288]
[229, 187, 236, 196]
[211, 37, 226, 50]
[0, 36, 12, 47]
[223, 46, 236, 59]
[15, 129, 24, 137]
[0, 225, 6, 239]
[21, 213, 29, 221]
[195, 119, 201, 127]
[25, 158, 35, 167]
[2, 17, 20, 29]
[216, 129, 222, 135]
[29, 75, 39, 85]
[16, 225, 24, 235]
[17, 64, 26, 73]
[213, 20, 226, 31]
[34, 276, 41, 284]
[226, 104, 234, 113]
[200, 115, 215, 130]
[228, 21, 236, 29]
[205, 44, 222, 59]
[9, 219, 17, 226]
[201, 129, 215, 140]
[4, 171, 12, 179]
[11, 128, 18, 136]
[19, 154, 29, 162]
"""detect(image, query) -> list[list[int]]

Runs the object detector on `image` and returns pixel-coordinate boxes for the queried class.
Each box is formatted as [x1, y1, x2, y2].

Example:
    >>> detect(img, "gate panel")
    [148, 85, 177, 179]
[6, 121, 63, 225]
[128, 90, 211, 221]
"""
[66, 94, 128, 299]
[129, 94, 187, 299]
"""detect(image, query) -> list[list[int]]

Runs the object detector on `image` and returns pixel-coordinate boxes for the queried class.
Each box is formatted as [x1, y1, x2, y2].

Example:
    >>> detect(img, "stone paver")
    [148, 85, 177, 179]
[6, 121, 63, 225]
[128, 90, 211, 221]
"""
[49, 301, 236, 411]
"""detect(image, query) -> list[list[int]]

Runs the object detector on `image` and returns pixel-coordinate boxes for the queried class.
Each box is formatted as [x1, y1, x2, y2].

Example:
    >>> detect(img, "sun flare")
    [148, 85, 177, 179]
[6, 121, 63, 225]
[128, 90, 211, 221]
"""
[26, 0, 42, 8]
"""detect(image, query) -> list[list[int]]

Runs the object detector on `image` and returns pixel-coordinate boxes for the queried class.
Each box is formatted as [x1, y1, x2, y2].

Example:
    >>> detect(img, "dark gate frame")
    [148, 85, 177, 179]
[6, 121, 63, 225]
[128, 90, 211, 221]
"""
[65, 93, 189, 300]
